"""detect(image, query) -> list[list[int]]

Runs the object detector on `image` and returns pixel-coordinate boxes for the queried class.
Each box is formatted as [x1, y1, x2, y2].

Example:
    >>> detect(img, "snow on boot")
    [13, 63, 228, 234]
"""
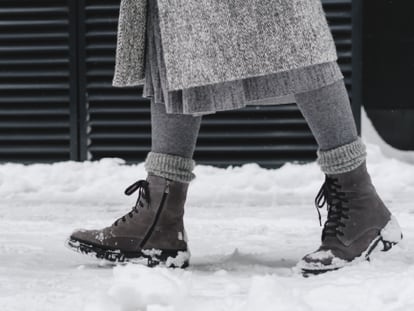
[298, 161, 402, 275]
[67, 174, 190, 268]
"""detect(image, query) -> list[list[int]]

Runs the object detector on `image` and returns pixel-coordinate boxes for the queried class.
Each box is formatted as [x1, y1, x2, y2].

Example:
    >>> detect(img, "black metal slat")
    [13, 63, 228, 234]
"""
[81, 0, 354, 167]
[0, 0, 73, 163]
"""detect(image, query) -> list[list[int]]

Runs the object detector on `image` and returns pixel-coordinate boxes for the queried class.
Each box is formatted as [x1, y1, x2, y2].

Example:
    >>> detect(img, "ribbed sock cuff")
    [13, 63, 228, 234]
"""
[317, 137, 367, 175]
[144, 152, 196, 183]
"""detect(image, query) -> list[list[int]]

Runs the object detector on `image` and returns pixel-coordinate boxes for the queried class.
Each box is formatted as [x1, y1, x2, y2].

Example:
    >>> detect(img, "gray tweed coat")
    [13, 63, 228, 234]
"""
[112, 0, 338, 91]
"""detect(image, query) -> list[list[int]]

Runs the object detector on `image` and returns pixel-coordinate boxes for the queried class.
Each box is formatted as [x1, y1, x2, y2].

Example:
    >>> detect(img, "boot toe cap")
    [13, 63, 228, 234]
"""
[298, 249, 347, 272]
[70, 229, 105, 245]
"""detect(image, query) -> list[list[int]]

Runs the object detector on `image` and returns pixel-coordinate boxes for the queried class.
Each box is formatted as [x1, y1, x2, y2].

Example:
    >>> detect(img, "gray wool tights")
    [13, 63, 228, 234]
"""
[145, 78, 366, 182]
[145, 100, 202, 182]
[295, 79, 366, 175]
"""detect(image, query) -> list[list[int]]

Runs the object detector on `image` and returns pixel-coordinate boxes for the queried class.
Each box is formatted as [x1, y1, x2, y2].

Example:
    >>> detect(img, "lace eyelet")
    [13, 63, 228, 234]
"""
[115, 180, 150, 228]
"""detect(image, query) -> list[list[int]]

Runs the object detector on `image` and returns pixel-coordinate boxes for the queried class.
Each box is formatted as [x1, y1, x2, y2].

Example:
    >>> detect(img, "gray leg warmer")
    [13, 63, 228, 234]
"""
[145, 100, 202, 183]
[294, 79, 366, 174]
[316, 138, 367, 175]
[145, 151, 197, 183]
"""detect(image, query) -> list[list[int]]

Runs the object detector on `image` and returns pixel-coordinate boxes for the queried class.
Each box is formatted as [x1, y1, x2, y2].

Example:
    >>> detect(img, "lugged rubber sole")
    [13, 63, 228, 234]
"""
[66, 238, 190, 268]
[300, 215, 403, 277]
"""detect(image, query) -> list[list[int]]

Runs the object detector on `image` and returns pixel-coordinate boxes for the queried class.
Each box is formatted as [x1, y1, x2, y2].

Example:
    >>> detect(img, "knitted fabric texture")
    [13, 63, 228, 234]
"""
[317, 138, 367, 175]
[113, 0, 147, 87]
[142, 0, 343, 116]
[113, 0, 338, 90]
[144, 152, 196, 183]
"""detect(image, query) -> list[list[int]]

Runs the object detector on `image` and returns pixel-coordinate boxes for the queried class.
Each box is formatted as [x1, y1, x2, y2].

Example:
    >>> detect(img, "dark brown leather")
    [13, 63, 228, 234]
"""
[302, 161, 394, 267]
[70, 174, 188, 253]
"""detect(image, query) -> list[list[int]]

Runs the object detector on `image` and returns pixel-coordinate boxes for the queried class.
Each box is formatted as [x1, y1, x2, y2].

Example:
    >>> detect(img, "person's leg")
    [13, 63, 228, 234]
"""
[296, 78, 358, 150]
[145, 100, 202, 182]
[68, 100, 202, 267]
[294, 78, 402, 274]
[295, 78, 365, 172]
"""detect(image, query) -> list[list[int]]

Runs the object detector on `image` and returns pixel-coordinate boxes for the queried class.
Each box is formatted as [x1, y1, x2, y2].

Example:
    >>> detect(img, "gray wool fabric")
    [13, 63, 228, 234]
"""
[316, 138, 367, 175]
[294, 78, 365, 174]
[145, 152, 197, 183]
[146, 98, 201, 183]
[146, 78, 365, 179]
[113, 0, 339, 90]
[294, 79, 359, 151]
[113, 0, 147, 86]
[150, 99, 201, 159]
[142, 0, 343, 116]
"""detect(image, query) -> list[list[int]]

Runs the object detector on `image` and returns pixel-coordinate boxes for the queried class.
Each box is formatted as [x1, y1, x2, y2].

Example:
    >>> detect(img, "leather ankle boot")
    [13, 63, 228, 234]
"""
[67, 174, 190, 268]
[298, 161, 403, 275]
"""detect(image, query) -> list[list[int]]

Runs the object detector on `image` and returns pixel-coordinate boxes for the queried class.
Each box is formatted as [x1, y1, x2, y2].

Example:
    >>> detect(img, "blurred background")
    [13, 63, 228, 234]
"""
[0, 0, 413, 167]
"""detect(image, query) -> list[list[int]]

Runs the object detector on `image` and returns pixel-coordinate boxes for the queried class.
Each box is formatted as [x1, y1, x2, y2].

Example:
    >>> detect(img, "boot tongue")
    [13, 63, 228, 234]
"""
[112, 180, 151, 227]
[328, 196, 342, 212]
[319, 176, 349, 241]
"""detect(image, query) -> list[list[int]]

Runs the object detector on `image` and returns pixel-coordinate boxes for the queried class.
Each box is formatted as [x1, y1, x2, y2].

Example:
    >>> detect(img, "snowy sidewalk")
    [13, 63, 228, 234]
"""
[1, 144, 413, 311]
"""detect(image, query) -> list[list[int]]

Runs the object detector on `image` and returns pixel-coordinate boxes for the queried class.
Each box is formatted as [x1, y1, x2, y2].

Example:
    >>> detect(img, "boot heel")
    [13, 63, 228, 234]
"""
[380, 215, 403, 251]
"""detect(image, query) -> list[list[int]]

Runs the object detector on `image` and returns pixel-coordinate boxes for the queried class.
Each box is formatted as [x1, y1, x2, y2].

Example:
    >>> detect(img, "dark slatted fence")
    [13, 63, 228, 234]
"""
[79, 1, 151, 162]
[0, 0, 358, 166]
[0, 0, 78, 162]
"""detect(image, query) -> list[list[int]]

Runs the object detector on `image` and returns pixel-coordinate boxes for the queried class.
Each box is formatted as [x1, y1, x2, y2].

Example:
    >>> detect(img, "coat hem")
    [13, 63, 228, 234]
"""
[112, 76, 145, 88]
[166, 76, 345, 117]
[112, 57, 339, 89]
[164, 54, 339, 92]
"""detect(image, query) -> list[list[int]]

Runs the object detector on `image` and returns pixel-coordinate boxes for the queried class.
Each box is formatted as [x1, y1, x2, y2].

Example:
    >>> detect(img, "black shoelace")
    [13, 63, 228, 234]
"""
[114, 180, 150, 226]
[315, 176, 349, 240]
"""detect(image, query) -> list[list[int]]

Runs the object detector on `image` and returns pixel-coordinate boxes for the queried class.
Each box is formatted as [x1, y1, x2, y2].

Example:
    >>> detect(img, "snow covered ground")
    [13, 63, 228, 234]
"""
[1, 142, 414, 311]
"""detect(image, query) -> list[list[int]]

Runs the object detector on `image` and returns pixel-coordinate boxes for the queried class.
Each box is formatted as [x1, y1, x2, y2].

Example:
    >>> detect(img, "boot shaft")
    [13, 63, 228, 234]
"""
[147, 174, 188, 228]
[143, 174, 189, 250]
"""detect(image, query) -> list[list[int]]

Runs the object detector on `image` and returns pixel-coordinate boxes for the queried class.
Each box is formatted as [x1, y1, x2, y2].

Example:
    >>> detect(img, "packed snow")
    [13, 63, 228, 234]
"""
[1, 142, 413, 311]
